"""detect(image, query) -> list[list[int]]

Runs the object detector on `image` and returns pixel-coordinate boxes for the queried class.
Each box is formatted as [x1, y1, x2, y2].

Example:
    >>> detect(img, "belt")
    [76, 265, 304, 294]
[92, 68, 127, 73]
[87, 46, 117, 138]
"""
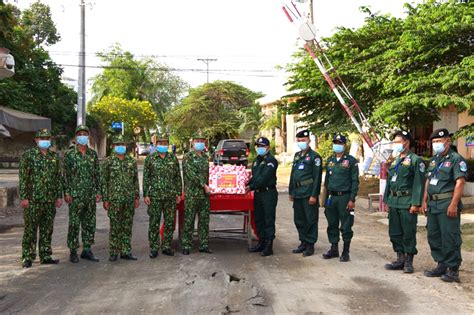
[295, 178, 314, 188]
[255, 186, 276, 193]
[391, 190, 411, 197]
[430, 192, 453, 201]
[329, 190, 350, 196]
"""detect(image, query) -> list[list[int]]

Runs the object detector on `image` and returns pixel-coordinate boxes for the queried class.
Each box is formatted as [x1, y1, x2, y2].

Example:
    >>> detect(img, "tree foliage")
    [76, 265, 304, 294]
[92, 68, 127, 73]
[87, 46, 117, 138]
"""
[285, 0, 473, 134]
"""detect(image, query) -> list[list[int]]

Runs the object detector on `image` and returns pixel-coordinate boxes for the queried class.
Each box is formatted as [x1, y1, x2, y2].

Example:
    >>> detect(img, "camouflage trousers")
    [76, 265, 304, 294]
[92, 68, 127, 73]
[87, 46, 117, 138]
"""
[67, 197, 96, 253]
[181, 196, 210, 250]
[21, 201, 56, 262]
[107, 199, 135, 256]
[148, 198, 176, 251]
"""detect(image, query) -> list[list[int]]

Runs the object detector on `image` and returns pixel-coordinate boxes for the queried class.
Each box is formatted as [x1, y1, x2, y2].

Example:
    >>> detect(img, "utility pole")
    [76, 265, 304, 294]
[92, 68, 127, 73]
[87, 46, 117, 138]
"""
[309, 0, 314, 24]
[77, 0, 86, 126]
[197, 58, 217, 83]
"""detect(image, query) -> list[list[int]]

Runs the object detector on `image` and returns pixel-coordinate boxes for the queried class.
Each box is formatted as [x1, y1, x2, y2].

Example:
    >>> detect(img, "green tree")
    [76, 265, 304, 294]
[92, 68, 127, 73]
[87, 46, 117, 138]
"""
[239, 102, 264, 139]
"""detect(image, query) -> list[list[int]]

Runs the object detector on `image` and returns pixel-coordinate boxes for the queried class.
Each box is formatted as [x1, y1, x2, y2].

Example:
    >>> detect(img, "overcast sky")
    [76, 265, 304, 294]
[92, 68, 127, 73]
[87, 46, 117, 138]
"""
[12, 0, 421, 102]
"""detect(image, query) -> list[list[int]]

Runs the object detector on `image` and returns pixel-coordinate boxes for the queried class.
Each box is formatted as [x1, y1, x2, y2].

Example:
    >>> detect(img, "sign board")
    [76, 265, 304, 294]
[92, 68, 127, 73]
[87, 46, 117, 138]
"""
[465, 135, 474, 147]
[111, 122, 123, 129]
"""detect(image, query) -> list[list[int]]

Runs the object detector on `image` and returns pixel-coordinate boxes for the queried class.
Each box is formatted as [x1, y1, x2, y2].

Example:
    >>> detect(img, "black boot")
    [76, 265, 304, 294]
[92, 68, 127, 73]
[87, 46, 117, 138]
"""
[303, 243, 315, 257]
[149, 250, 158, 258]
[162, 248, 175, 256]
[70, 250, 79, 263]
[424, 262, 447, 277]
[385, 252, 405, 270]
[40, 257, 60, 264]
[120, 253, 138, 260]
[109, 254, 118, 262]
[339, 241, 350, 262]
[249, 239, 266, 252]
[322, 243, 339, 259]
[261, 240, 273, 256]
[81, 250, 99, 262]
[441, 267, 460, 283]
[292, 241, 306, 254]
[22, 260, 32, 268]
[403, 254, 414, 273]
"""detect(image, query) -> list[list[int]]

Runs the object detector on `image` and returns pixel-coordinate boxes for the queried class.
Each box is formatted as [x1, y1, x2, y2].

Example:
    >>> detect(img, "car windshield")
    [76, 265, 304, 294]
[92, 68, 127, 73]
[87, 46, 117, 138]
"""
[222, 141, 246, 149]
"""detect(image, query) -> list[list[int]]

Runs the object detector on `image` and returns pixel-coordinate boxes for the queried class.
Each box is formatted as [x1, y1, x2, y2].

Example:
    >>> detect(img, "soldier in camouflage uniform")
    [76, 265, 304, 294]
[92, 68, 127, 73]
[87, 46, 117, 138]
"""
[64, 125, 101, 263]
[181, 131, 211, 255]
[143, 133, 182, 258]
[101, 135, 140, 261]
[19, 128, 63, 268]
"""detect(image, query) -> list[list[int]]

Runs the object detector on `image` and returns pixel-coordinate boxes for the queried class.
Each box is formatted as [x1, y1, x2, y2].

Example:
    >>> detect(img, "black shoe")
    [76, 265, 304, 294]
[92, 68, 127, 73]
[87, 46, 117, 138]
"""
[41, 257, 60, 264]
[322, 243, 339, 259]
[292, 241, 306, 254]
[22, 260, 32, 268]
[248, 240, 266, 253]
[149, 250, 158, 258]
[81, 250, 99, 262]
[385, 252, 405, 270]
[182, 249, 190, 255]
[441, 268, 460, 283]
[261, 240, 273, 256]
[424, 262, 447, 277]
[70, 252, 79, 263]
[403, 254, 414, 274]
[109, 254, 118, 262]
[339, 241, 350, 262]
[199, 247, 213, 254]
[162, 248, 175, 256]
[120, 253, 138, 260]
[303, 243, 315, 257]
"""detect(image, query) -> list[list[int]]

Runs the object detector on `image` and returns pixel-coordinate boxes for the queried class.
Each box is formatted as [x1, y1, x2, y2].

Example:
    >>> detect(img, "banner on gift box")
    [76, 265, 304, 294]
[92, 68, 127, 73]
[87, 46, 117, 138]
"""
[209, 164, 250, 194]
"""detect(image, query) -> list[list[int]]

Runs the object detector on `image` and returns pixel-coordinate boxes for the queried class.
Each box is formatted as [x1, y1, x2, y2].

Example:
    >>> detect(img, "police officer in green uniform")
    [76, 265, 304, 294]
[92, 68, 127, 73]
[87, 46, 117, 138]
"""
[422, 129, 466, 283]
[143, 133, 182, 258]
[19, 128, 63, 268]
[289, 129, 323, 257]
[181, 131, 212, 255]
[101, 135, 140, 261]
[322, 135, 359, 262]
[247, 137, 278, 256]
[64, 125, 101, 263]
[383, 131, 424, 273]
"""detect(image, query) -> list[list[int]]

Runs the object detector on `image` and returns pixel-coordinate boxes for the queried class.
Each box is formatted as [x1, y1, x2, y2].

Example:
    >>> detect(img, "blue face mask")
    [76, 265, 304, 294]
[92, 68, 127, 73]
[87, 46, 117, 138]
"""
[194, 142, 205, 151]
[256, 147, 267, 156]
[392, 143, 404, 154]
[114, 145, 126, 155]
[333, 144, 345, 153]
[297, 141, 308, 150]
[76, 135, 89, 146]
[157, 145, 168, 153]
[432, 142, 445, 155]
[38, 140, 51, 150]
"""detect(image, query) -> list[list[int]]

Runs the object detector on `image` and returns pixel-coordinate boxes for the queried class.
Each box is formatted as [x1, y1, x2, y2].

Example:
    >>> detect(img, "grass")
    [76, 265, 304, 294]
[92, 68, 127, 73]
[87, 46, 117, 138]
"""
[462, 223, 474, 251]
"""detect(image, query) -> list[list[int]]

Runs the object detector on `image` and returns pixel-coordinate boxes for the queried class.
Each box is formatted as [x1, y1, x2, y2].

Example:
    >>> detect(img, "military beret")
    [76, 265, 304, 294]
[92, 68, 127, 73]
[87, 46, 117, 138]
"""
[296, 129, 310, 138]
[333, 134, 347, 144]
[35, 128, 51, 138]
[192, 130, 206, 140]
[112, 134, 127, 144]
[392, 130, 413, 141]
[255, 137, 270, 146]
[75, 124, 90, 134]
[430, 128, 452, 140]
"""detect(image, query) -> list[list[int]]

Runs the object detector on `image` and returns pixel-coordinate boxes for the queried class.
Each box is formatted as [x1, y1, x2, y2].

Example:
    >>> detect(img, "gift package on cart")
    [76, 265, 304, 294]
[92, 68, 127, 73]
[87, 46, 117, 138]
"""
[209, 164, 251, 194]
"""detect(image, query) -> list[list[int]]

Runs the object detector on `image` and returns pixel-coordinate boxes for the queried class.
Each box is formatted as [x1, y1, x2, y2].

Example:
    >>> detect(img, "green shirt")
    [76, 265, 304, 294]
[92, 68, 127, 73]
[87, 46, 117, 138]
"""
[324, 153, 359, 201]
[383, 151, 425, 209]
[100, 154, 139, 203]
[249, 152, 278, 190]
[63, 146, 100, 198]
[143, 152, 182, 199]
[182, 150, 209, 199]
[426, 148, 467, 213]
[289, 148, 323, 199]
[19, 147, 63, 202]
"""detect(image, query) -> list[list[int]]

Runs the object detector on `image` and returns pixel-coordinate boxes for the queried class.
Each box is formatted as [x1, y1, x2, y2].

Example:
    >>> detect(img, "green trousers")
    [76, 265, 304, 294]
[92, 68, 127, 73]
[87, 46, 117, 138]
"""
[388, 207, 417, 254]
[107, 199, 135, 256]
[182, 197, 210, 250]
[67, 197, 96, 252]
[21, 201, 56, 262]
[293, 197, 319, 244]
[254, 189, 278, 240]
[324, 194, 353, 244]
[427, 209, 462, 268]
[148, 198, 176, 251]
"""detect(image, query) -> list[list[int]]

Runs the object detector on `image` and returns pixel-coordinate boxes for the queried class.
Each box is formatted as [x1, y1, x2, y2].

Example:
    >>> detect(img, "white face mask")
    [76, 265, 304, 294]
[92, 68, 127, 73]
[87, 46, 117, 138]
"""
[432, 142, 445, 155]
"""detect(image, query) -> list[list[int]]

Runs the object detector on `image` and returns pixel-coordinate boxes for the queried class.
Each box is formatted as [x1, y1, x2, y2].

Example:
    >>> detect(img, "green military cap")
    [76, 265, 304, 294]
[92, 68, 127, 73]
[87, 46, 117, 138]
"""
[192, 130, 206, 140]
[112, 134, 127, 144]
[156, 133, 170, 141]
[75, 124, 90, 134]
[35, 128, 51, 138]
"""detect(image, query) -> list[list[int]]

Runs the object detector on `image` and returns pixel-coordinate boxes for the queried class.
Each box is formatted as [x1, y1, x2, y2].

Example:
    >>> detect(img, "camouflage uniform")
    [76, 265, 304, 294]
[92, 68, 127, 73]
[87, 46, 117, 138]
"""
[64, 136, 100, 254]
[143, 149, 182, 252]
[19, 130, 62, 263]
[101, 147, 139, 256]
[181, 150, 210, 251]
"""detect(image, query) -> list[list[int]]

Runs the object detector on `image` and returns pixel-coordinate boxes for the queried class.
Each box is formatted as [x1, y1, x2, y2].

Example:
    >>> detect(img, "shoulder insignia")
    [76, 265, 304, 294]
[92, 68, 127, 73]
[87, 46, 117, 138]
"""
[267, 162, 275, 168]
[419, 162, 425, 173]
[460, 161, 468, 172]
[315, 158, 321, 166]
